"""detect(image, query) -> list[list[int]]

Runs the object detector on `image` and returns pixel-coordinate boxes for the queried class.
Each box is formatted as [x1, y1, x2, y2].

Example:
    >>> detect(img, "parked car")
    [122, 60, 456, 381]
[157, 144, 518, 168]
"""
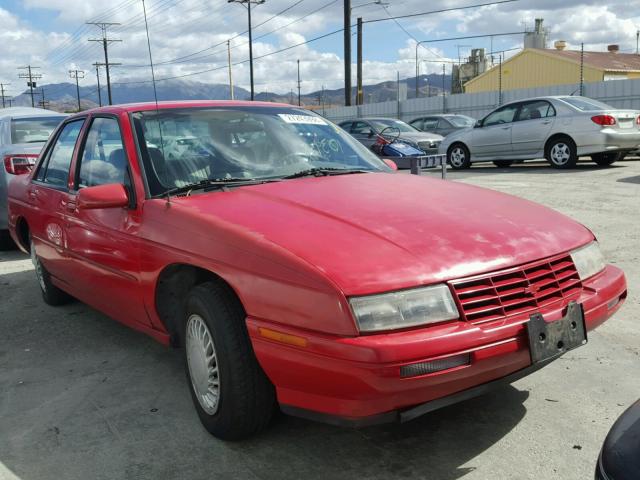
[8, 101, 627, 440]
[0, 107, 66, 248]
[338, 117, 443, 159]
[596, 399, 640, 480]
[438, 96, 640, 169]
[409, 114, 476, 137]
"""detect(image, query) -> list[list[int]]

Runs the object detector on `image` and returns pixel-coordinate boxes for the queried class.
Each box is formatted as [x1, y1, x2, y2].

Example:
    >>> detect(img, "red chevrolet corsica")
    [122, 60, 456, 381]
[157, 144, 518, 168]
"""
[7, 101, 627, 440]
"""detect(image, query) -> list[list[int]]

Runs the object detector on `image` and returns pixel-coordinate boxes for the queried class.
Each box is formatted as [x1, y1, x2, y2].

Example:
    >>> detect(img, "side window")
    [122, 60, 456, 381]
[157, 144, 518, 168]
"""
[38, 120, 84, 187]
[410, 119, 424, 130]
[77, 117, 127, 188]
[483, 105, 519, 127]
[422, 118, 439, 130]
[351, 122, 372, 135]
[516, 101, 556, 121]
[437, 119, 451, 129]
[338, 121, 352, 132]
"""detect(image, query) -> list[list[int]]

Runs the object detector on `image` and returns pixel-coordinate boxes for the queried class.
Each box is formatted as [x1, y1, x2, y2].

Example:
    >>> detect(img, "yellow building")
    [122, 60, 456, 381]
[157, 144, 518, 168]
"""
[464, 46, 640, 93]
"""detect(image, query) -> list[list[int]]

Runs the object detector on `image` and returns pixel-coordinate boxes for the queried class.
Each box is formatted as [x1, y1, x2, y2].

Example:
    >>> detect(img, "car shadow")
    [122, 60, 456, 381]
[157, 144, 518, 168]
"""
[0, 267, 529, 480]
[617, 175, 640, 184]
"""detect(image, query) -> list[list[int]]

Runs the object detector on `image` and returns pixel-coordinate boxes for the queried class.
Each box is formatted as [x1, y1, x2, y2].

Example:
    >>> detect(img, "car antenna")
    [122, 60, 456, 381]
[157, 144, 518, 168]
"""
[141, 0, 168, 205]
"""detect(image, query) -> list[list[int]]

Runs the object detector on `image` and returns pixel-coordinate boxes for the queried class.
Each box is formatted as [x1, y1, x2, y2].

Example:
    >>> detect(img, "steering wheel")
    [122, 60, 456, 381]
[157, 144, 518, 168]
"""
[379, 126, 401, 143]
[281, 152, 326, 165]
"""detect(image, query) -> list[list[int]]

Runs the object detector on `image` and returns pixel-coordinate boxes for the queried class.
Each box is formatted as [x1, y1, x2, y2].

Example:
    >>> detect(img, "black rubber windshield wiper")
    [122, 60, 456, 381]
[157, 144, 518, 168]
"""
[282, 167, 371, 180]
[153, 177, 277, 199]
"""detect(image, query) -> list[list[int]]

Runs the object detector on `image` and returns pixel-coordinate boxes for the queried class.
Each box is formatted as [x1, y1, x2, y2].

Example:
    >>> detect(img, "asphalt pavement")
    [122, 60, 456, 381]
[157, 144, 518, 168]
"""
[1, 158, 638, 480]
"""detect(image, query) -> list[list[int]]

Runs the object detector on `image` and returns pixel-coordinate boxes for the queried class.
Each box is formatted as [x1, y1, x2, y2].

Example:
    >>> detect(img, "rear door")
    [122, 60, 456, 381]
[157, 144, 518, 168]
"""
[470, 104, 520, 158]
[511, 100, 556, 156]
[28, 119, 86, 283]
[63, 115, 149, 327]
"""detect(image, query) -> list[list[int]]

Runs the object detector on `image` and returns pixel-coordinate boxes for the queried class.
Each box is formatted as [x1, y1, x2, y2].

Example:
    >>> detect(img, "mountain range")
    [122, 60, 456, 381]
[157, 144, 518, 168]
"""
[10, 74, 452, 112]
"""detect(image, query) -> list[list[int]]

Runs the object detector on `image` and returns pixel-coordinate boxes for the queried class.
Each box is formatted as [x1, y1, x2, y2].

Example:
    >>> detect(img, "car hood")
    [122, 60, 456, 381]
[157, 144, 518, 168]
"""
[177, 173, 593, 295]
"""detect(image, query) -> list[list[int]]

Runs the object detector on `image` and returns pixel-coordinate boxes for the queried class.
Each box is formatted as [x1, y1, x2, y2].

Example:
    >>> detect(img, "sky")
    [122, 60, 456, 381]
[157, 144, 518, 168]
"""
[1, 0, 640, 97]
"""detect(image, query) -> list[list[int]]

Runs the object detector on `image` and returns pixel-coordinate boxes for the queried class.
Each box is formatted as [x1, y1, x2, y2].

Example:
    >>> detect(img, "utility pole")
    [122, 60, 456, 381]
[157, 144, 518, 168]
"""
[442, 64, 446, 113]
[297, 59, 301, 106]
[579, 42, 584, 96]
[93, 63, 103, 107]
[356, 17, 363, 105]
[18, 66, 42, 108]
[498, 54, 503, 105]
[343, 0, 352, 106]
[227, 40, 234, 100]
[69, 69, 85, 111]
[87, 22, 121, 105]
[636, 30, 639, 55]
[37, 88, 50, 109]
[0, 83, 9, 108]
[228, 0, 264, 101]
[321, 85, 325, 116]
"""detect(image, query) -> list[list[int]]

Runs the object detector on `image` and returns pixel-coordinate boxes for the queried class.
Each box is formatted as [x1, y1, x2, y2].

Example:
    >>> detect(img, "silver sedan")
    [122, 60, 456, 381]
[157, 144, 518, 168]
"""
[438, 96, 640, 169]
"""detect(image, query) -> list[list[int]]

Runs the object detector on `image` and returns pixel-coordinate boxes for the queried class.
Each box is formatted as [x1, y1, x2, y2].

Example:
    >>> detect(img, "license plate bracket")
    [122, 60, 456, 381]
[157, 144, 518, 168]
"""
[526, 302, 587, 364]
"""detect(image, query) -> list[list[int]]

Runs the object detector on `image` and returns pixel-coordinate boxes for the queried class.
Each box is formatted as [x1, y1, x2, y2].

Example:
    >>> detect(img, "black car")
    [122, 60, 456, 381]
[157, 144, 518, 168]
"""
[409, 114, 476, 137]
[596, 399, 640, 480]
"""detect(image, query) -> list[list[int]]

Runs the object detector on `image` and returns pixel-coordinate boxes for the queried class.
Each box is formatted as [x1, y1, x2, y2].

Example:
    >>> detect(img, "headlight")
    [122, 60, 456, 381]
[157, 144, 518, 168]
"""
[570, 242, 606, 280]
[349, 284, 459, 333]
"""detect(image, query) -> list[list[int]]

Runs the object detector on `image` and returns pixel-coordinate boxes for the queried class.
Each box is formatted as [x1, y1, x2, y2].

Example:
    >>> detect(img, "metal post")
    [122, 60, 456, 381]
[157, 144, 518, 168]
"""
[442, 64, 446, 113]
[498, 54, 503, 105]
[321, 85, 325, 116]
[343, 0, 351, 106]
[397, 71, 400, 118]
[227, 40, 234, 100]
[69, 69, 84, 111]
[247, 1, 255, 100]
[0, 83, 8, 108]
[580, 42, 584, 96]
[94, 63, 102, 107]
[297, 59, 301, 106]
[356, 17, 363, 105]
[415, 41, 421, 99]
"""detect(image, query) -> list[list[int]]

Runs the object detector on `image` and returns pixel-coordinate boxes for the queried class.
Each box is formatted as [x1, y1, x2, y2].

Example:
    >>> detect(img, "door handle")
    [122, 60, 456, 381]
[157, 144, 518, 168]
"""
[65, 202, 77, 213]
[28, 188, 39, 199]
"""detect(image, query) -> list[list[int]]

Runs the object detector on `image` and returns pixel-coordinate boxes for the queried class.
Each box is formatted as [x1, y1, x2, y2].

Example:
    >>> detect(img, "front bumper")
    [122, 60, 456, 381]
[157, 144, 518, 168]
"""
[248, 265, 626, 426]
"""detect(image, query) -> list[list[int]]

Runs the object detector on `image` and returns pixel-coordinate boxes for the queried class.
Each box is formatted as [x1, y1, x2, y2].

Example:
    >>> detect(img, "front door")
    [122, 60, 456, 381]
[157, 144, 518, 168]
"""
[63, 115, 149, 328]
[471, 104, 520, 158]
[511, 100, 556, 156]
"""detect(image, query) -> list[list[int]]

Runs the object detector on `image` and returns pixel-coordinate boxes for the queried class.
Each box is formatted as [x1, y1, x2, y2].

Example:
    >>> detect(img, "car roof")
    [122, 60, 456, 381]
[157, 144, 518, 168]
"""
[74, 100, 293, 117]
[0, 107, 66, 120]
[340, 117, 406, 122]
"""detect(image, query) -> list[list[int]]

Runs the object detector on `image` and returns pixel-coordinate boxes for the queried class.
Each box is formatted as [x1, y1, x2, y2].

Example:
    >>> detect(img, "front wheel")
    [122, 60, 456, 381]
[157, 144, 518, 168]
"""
[448, 144, 471, 169]
[591, 152, 620, 166]
[183, 281, 275, 440]
[546, 137, 577, 169]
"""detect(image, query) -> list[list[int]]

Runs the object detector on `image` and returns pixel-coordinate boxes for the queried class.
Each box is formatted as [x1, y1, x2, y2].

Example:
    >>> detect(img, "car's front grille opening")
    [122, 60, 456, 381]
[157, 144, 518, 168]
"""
[451, 254, 583, 324]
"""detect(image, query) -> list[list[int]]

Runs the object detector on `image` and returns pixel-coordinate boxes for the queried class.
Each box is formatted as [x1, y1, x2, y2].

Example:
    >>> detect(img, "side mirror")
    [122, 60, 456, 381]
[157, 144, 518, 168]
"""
[382, 158, 398, 171]
[77, 183, 129, 210]
[367, 130, 374, 138]
[474, 120, 482, 128]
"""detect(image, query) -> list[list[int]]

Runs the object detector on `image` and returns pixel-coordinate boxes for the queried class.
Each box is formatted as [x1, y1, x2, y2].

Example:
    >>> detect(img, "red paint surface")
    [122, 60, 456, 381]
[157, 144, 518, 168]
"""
[7, 102, 627, 421]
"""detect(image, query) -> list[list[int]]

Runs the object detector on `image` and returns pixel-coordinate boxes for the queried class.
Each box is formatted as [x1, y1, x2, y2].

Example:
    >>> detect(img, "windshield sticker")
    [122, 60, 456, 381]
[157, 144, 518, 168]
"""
[278, 114, 327, 125]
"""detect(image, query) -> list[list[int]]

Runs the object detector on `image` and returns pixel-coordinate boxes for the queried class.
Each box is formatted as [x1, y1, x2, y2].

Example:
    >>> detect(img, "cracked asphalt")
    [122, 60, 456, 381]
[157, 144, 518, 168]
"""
[1, 158, 638, 480]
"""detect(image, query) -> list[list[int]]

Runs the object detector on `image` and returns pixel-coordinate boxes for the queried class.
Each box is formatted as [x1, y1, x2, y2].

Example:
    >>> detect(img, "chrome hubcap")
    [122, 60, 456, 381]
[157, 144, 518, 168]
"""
[450, 147, 466, 167]
[185, 314, 220, 415]
[550, 143, 570, 165]
[30, 243, 46, 292]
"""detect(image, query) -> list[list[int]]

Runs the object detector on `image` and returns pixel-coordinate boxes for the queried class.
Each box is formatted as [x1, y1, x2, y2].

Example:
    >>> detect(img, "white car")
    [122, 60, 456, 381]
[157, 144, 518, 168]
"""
[439, 96, 640, 169]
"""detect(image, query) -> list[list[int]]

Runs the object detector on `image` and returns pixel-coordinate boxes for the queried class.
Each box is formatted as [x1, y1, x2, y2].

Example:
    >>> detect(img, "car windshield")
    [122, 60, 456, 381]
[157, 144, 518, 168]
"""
[448, 116, 476, 127]
[132, 107, 388, 196]
[559, 96, 614, 111]
[370, 119, 418, 133]
[10, 116, 66, 144]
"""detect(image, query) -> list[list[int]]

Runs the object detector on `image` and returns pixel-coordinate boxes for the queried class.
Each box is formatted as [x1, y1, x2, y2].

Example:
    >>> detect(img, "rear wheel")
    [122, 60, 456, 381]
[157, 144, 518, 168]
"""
[30, 239, 73, 306]
[546, 136, 577, 169]
[493, 160, 513, 168]
[591, 152, 620, 166]
[448, 143, 471, 169]
[183, 281, 275, 440]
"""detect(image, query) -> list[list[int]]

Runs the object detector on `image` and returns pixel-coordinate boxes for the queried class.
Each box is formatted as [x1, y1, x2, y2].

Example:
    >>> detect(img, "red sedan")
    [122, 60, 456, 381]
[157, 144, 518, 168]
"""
[7, 101, 627, 440]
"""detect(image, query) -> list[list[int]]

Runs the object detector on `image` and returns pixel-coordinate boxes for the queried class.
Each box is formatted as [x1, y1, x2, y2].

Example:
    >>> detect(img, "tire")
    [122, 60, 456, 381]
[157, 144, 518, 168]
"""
[493, 160, 513, 168]
[183, 281, 275, 440]
[545, 136, 577, 169]
[591, 152, 620, 166]
[448, 143, 471, 169]
[30, 239, 73, 306]
[0, 230, 15, 251]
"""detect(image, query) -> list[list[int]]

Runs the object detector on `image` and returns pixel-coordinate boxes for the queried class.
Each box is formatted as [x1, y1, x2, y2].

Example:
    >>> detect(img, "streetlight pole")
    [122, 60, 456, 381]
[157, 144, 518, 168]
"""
[228, 0, 264, 101]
